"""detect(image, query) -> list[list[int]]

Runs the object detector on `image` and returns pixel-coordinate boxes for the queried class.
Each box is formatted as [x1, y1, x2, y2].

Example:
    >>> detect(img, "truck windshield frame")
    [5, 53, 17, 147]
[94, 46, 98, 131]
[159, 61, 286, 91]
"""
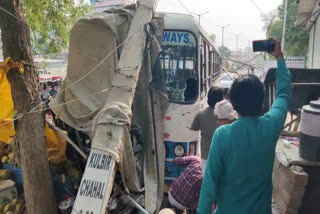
[160, 30, 198, 104]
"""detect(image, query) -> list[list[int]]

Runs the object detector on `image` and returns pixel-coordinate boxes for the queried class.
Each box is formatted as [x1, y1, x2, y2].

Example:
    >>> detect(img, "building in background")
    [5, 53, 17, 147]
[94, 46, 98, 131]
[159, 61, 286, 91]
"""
[34, 56, 68, 79]
[296, 0, 320, 68]
[90, 0, 134, 12]
[229, 48, 265, 79]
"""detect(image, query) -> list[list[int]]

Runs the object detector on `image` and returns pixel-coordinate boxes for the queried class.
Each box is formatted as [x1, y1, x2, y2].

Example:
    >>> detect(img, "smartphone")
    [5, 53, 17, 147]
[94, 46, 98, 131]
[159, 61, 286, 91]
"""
[252, 39, 275, 52]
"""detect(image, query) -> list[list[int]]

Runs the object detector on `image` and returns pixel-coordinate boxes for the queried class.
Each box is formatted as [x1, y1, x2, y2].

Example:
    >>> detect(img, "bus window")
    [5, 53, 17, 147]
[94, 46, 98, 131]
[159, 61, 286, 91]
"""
[203, 41, 207, 93]
[214, 52, 221, 75]
[160, 31, 197, 103]
[206, 43, 210, 89]
[200, 46, 204, 93]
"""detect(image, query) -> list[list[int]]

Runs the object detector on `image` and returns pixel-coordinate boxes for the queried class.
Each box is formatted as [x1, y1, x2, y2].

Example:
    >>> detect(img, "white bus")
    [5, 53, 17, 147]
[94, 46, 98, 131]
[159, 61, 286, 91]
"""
[159, 13, 222, 182]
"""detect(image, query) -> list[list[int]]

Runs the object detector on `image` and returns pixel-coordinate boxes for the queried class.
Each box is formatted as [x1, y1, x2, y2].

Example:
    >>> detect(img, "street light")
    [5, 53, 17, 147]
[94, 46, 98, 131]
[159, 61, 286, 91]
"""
[234, 34, 239, 52]
[192, 11, 210, 24]
[217, 24, 230, 57]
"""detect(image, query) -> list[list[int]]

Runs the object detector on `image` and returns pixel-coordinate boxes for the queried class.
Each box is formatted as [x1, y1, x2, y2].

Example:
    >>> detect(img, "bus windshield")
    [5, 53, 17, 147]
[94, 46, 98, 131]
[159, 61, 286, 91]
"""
[160, 31, 197, 103]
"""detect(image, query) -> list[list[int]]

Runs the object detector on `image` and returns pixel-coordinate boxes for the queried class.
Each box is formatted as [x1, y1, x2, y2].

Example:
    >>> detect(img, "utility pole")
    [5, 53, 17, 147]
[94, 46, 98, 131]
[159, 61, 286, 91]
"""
[235, 34, 239, 61]
[236, 34, 239, 52]
[235, 34, 239, 52]
[71, 0, 159, 213]
[282, 0, 288, 50]
[247, 40, 251, 63]
[217, 24, 230, 57]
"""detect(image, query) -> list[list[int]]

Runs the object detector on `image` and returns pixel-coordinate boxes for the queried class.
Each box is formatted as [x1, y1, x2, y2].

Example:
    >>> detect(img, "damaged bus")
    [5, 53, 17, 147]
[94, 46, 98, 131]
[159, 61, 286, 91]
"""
[49, 8, 222, 214]
[158, 13, 222, 183]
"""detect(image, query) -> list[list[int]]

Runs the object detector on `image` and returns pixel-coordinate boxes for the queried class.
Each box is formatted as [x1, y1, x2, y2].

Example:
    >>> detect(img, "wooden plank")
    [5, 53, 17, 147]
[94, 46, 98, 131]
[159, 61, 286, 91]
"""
[281, 130, 299, 137]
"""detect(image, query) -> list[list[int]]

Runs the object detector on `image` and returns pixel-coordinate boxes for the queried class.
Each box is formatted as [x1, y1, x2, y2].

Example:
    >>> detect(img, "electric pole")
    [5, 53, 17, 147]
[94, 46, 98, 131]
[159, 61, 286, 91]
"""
[217, 24, 230, 57]
[234, 34, 239, 61]
[235, 34, 239, 52]
[282, 0, 288, 51]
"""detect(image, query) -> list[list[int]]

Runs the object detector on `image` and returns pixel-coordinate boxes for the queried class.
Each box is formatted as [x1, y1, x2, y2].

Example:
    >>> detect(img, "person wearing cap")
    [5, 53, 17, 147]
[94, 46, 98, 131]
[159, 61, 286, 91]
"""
[211, 100, 238, 214]
[214, 100, 238, 127]
[198, 39, 291, 214]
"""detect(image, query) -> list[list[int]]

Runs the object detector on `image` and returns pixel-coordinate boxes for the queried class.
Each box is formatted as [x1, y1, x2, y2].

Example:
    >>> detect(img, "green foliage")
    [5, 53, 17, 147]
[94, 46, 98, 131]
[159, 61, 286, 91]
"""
[219, 46, 231, 58]
[209, 34, 216, 43]
[23, 0, 92, 54]
[263, 0, 309, 57]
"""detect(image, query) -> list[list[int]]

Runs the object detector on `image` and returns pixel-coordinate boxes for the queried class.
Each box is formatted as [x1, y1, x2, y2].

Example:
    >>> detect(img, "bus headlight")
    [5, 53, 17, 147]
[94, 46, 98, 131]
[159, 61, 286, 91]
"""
[174, 145, 185, 157]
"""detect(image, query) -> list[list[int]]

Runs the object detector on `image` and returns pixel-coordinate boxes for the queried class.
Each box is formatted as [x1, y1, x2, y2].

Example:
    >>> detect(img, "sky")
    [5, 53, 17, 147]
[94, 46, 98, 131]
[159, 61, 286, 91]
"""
[156, 0, 282, 51]
[84, 0, 283, 51]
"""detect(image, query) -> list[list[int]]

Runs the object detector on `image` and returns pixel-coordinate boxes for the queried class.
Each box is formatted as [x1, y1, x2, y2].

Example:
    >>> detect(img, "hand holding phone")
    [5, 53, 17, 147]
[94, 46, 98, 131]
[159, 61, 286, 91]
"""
[269, 39, 284, 60]
[252, 39, 283, 60]
[252, 39, 275, 52]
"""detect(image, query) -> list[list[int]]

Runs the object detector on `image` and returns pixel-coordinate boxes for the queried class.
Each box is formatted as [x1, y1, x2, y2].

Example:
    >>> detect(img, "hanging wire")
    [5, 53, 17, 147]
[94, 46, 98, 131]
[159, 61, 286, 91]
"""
[0, 6, 154, 125]
[250, 0, 264, 14]
[0, 47, 265, 127]
[0, 5, 135, 112]
[176, 0, 194, 15]
[30, 34, 134, 112]
[0, 5, 268, 128]
[227, 57, 266, 73]
[296, 8, 320, 28]
[229, 52, 264, 73]
[0, 87, 112, 127]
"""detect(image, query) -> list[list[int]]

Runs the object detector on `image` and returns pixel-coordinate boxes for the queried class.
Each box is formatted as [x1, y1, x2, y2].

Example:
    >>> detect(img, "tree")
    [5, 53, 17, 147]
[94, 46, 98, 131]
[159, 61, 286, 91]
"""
[0, 0, 92, 213]
[262, 0, 309, 56]
[209, 34, 216, 43]
[23, 0, 92, 54]
[219, 46, 231, 58]
[0, 1, 57, 213]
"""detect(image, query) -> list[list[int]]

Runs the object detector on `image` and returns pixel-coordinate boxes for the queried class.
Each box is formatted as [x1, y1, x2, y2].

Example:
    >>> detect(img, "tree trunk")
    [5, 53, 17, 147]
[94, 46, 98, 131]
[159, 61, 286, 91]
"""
[0, 1, 57, 213]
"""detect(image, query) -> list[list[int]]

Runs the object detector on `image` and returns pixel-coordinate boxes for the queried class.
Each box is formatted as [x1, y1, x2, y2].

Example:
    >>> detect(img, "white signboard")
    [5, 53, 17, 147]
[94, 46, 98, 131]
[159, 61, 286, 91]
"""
[162, 31, 196, 47]
[285, 57, 305, 68]
[72, 149, 115, 214]
[264, 57, 306, 72]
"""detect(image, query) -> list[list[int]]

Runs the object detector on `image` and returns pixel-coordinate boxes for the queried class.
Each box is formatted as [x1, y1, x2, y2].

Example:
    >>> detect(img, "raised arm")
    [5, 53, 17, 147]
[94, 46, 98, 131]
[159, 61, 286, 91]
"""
[198, 128, 223, 214]
[263, 40, 291, 133]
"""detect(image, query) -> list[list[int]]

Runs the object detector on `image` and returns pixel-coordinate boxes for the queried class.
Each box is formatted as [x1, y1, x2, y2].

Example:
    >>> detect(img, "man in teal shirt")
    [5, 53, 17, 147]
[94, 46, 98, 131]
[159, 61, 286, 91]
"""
[198, 40, 291, 214]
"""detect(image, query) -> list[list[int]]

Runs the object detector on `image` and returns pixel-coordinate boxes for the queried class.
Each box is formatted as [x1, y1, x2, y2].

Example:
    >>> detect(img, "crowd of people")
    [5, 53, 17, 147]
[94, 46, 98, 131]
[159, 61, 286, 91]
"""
[167, 40, 291, 214]
[40, 83, 58, 108]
